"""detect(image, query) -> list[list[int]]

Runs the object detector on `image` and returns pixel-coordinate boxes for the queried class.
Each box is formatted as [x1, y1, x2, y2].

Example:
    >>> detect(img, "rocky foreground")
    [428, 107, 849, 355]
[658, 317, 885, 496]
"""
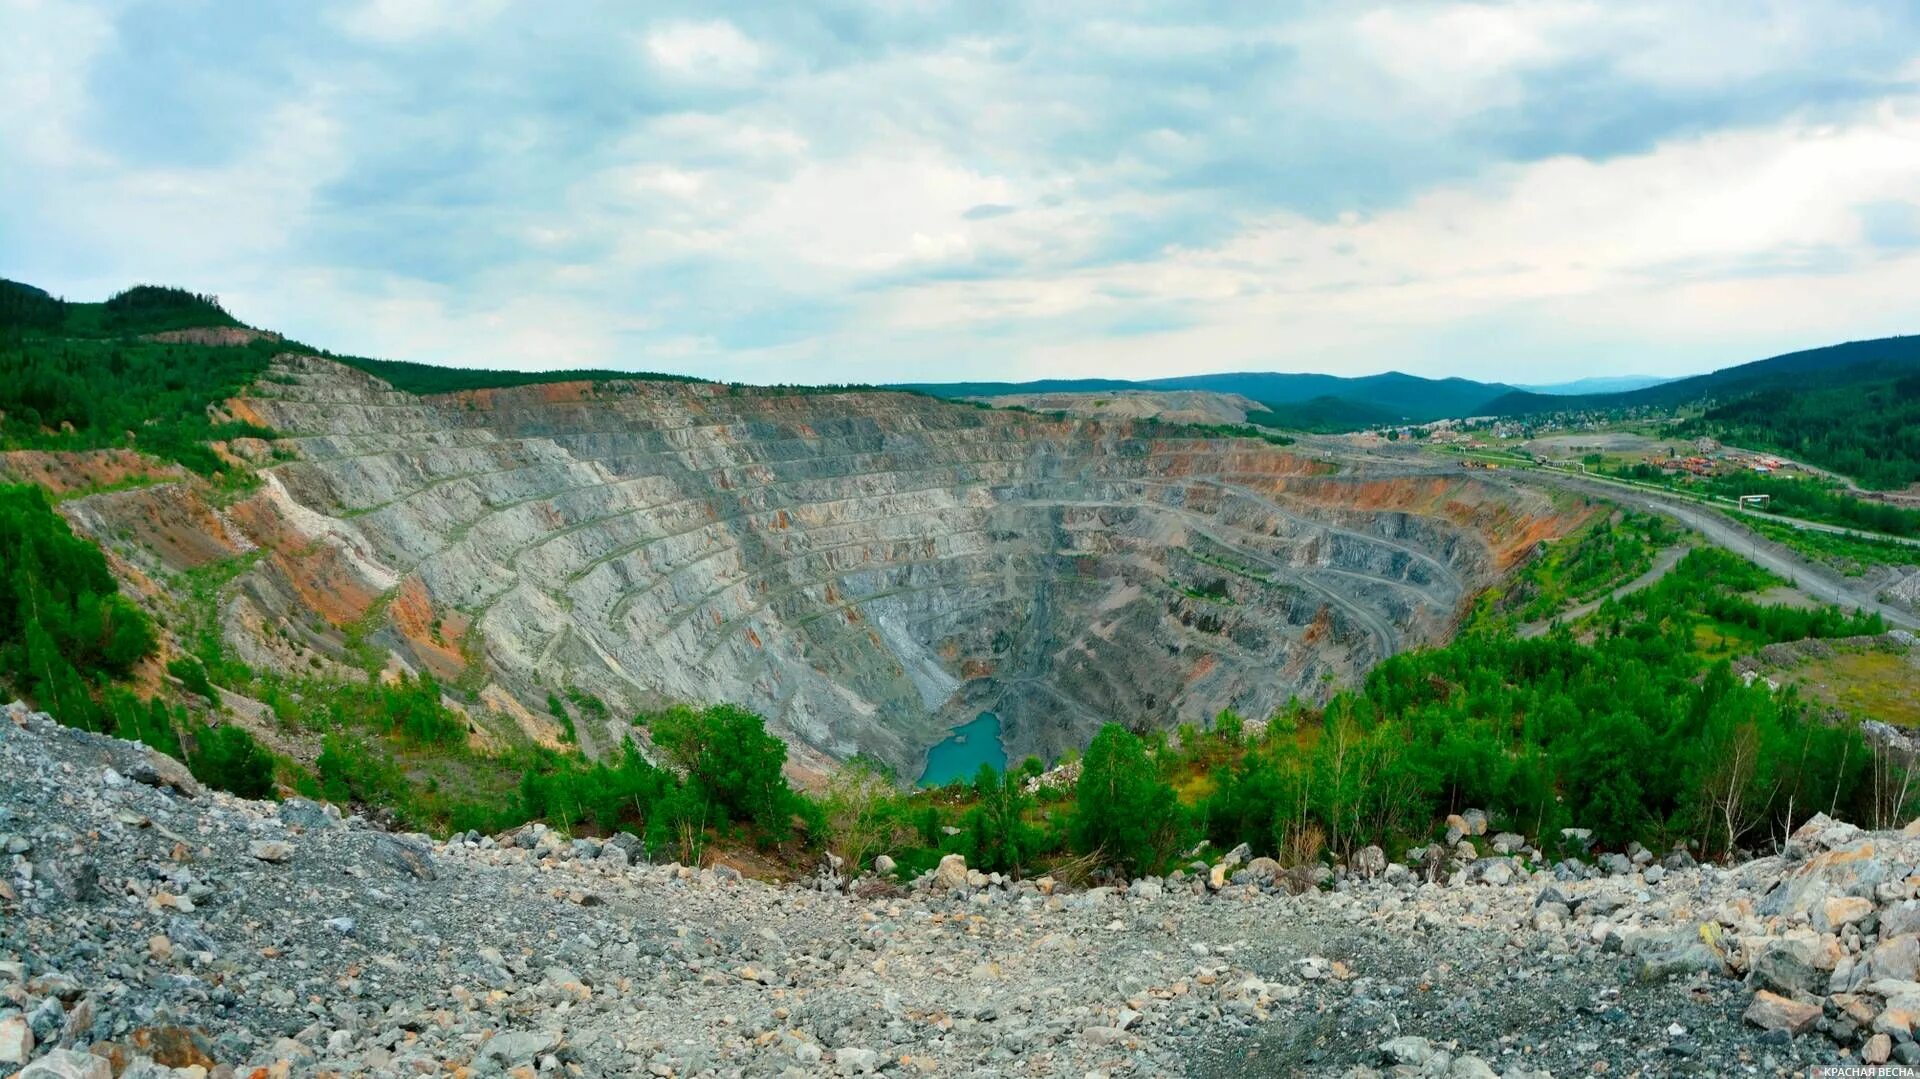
[3, 707, 1918, 1077]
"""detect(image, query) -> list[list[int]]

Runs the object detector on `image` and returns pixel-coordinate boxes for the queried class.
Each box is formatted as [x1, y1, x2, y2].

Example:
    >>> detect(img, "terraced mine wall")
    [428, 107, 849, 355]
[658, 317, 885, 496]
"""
[63, 356, 1588, 780]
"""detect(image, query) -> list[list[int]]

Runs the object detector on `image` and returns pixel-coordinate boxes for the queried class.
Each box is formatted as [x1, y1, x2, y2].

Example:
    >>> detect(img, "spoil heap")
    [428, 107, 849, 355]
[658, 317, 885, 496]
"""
[1, 705, 1902, 1078]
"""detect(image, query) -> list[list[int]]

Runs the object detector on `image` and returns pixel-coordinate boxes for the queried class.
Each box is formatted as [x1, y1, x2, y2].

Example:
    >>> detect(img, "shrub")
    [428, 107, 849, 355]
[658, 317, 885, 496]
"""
[963, 764, 1043, 876]
[190, 724, 275, 799]
[0, 484, 159, 696]
[106, 688, 183, 759]
[822, 758, 896, 874]
[1070, 724, 1186, 876]
[381, 673, 466, 746]
[168, 656, 217, 701]
[650, 703, 797, 842]
[316, 733, 406, 807]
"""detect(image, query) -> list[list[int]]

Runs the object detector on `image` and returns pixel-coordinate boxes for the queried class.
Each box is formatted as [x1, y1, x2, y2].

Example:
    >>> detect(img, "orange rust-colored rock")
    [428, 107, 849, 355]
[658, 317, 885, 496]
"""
[0, 448, 182, 497]
[129, 1025, 216, 1069]
[59, 483, 251, 572]
[1186, 653, 1218, 684]
[1302, 605, 1335, 645]
[387, 576, 472, 681]
[223, 494, 384, 629]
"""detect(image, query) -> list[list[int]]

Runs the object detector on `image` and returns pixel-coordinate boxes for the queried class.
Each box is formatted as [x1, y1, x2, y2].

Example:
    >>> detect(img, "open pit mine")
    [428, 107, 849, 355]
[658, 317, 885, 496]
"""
[61, 355, 1587, 781]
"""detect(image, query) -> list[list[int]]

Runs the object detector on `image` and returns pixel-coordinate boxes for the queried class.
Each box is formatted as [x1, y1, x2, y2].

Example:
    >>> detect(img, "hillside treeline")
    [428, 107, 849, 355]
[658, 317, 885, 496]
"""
[0, 280, 277, 475]
[1687, 371, 1920, 490]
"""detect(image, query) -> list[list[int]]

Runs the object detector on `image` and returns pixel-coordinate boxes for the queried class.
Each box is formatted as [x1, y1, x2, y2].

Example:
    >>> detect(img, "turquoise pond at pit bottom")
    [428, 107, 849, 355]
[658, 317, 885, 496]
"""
[917, 712, 1007, 787]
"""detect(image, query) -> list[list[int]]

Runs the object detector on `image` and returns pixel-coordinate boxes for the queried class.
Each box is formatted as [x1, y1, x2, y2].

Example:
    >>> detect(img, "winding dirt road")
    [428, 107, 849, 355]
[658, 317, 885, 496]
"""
[1517, 544, 1688, 638]
[1503, 469, 1919, 629]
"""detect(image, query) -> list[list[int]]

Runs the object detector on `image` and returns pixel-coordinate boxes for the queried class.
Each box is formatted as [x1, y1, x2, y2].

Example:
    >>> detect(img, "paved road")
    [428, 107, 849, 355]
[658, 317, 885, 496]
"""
[1517, 544, 1688, 638]
[1504, 469, 1920, 629]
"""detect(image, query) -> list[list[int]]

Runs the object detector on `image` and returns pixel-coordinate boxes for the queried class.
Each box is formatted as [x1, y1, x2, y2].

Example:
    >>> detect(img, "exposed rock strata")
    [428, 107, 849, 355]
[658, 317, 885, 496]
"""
[65, 356, 1584, 776]
[968, 390, 1269, 426]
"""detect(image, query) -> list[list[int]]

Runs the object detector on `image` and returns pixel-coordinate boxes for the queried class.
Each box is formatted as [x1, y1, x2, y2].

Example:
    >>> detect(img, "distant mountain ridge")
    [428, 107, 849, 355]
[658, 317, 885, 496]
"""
[1515, 375, 1674, 395]
[899, 370, 1519, 425]
[906, 335, 1918, 434]
[1482, 336, 1920, 417]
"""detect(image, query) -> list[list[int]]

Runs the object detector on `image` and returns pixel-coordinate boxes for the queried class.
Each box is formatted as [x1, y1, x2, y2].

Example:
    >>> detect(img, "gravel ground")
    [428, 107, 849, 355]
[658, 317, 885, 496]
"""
[0, 704, 1898, 1077]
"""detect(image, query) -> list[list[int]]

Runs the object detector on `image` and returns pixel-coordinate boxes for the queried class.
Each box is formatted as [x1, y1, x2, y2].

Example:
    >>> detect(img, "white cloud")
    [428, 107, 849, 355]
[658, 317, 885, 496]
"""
[332, 0, 506, 43]
[0, 0, 115, 167]
[859, 98, 1920, 380]
[643, 20, 764, 82]
[9, 1, 1920, 387]
[259, 270, 652, 373]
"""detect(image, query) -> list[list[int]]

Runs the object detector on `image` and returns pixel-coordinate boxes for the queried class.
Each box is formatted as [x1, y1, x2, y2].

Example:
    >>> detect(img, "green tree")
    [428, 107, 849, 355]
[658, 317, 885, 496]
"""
[168, 656, 217, 702]
[963, 764, 1041, 876]
[1070, 724, 1186, 875]
[821, 758, 896, 875]
[650, 703, 797, 841]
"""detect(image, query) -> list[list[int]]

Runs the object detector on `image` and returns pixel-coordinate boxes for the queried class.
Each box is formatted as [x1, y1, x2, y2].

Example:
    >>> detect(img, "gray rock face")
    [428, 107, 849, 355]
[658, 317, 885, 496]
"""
[0, 1016, 31, 1066]
[373, 834, 437, 881]
[17, 1049, 109, 1079]
[88, 356, 1574, 776]
[1380, 1035, 1434, 1066]
[277, 797, 336, 831]
[481, 1029, 559, 1065]
[1746, 936, 1824, 997]
[1633, 930, 1731, 983]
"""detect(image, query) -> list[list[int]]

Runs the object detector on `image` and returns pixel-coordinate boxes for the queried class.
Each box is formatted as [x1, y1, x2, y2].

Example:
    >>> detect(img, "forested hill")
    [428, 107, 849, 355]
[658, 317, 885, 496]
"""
[0, 279, 242, 336]
[1680, 366, 1920, 489]
[0, 278, 878, 475]
[1484, 335, 1920, 490]
[901, 370, 1518, 424]
[1483, 335, 1920, 416]
[0, 279, 279, 476]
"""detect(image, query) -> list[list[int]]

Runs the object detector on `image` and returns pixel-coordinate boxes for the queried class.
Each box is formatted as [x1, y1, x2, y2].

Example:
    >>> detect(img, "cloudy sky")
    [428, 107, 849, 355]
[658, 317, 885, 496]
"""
[6, 1, 1920, 385]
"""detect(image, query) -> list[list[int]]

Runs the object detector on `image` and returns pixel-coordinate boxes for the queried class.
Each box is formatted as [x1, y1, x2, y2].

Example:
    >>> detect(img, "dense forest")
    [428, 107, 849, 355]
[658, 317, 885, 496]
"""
[333, 353, 706, 395]
[334, 353, 921, 400]
[1483, 337, 1920, 490]
[1683, 371, 1920, 490]
[0, 280, 277, 475]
